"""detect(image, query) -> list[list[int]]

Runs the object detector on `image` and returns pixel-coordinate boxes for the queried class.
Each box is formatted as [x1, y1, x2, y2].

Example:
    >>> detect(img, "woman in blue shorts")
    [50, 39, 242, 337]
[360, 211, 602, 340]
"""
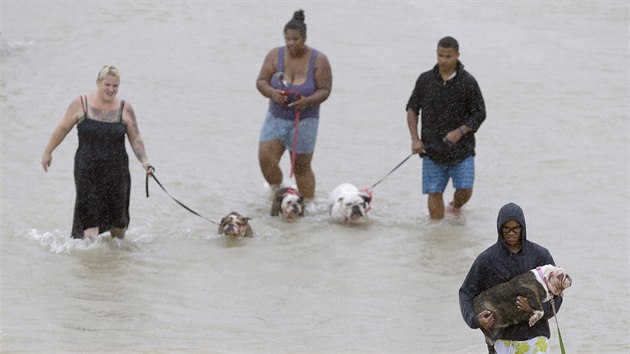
[255, 9, 332, 200]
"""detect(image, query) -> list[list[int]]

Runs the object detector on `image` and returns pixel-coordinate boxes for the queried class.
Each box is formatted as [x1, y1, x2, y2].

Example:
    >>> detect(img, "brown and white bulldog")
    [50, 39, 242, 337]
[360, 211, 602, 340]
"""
[217, 212, 253, 238]
[473, 264, 572, 348]
[270, 187, 304, 220]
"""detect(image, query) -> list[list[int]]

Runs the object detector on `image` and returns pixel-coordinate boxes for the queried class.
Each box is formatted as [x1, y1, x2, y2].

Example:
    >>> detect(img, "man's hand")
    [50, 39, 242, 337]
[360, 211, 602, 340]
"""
[444, 129, 462, 145]
[411, 138, 425, 155]
[516, 296, 533, 313]
[478, 310, 495, 330]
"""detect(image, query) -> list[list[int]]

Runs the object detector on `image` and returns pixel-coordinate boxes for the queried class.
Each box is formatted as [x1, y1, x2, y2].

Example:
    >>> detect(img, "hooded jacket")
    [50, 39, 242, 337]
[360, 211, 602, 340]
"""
[458, 203, 563, 342]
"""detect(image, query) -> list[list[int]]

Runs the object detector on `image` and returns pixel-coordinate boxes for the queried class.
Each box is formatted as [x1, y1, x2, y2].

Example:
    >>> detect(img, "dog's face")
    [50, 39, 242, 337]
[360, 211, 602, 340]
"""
[338, 192, 371, 221]
[331, 184, 372, 223]
[271, 187, 304, 219]
[218, 212, 253, 237]
[541, 265, 572, 296]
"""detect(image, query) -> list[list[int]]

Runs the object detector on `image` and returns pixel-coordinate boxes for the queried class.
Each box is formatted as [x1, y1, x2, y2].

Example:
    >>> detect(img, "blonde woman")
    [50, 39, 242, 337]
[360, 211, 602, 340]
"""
[42, 65, 154, 239]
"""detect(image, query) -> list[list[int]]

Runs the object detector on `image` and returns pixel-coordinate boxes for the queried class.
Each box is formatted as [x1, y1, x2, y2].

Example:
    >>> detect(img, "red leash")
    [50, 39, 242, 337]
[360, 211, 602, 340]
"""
[281, 90, 302, 178]
[290, 109, 300, 178]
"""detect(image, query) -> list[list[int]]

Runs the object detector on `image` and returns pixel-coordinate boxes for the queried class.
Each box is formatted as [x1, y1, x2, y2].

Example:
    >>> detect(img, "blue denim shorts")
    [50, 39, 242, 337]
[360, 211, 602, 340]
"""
[422, 155, 475, 194]
[259, 111, 319, 153]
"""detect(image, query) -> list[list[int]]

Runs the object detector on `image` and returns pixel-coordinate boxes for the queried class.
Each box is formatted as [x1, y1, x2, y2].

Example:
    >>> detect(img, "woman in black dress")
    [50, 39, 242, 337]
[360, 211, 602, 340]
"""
[42, 65, 154, 239]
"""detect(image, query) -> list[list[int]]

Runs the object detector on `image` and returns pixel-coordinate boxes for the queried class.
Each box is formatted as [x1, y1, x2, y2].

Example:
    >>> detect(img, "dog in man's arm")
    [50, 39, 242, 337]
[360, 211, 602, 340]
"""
[473, 264, 572, 349]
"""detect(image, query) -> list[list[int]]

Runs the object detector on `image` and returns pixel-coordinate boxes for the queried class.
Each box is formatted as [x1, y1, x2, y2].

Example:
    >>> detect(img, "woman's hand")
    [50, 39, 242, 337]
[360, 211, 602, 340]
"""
[287, 96, 308, 110]
[143, 162, 155, 175]
[42, 152, 52, 172]
[271, 89, 286, 104]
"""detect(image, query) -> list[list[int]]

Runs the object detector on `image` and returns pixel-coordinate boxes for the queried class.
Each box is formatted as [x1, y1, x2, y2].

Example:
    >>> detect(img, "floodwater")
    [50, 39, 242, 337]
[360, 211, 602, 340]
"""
[1, 1, 628, 353]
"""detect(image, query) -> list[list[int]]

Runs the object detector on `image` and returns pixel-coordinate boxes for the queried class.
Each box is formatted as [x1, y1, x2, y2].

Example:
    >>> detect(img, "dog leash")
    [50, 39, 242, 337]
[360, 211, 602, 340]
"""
[289, 96, 301, 178]
[145, 170, 219, 225]
[369, 153, 414, 191]
[354, 153, 413, 214]
[275, 72, 302, 178]
[550, 299, 566, 354]
[536, 266, 566, 354]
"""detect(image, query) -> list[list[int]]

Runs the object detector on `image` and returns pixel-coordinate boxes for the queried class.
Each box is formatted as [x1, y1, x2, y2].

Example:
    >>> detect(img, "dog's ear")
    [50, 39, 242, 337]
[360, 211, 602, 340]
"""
[546, 268, 556, 281]
[218, 217, 227, 234]
[361, 194, 372, 204]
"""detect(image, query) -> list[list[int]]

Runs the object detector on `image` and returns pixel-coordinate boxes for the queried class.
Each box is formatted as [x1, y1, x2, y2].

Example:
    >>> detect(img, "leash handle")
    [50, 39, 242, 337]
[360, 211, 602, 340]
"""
[146, 172, 218, 225]
[145, 165, 155, 198]
[370, 153, 414, 190]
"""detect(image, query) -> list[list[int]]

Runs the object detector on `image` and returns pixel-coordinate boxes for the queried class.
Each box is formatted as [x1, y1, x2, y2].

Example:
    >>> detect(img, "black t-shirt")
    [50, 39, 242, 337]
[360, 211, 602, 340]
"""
[406, 61, 486, 164]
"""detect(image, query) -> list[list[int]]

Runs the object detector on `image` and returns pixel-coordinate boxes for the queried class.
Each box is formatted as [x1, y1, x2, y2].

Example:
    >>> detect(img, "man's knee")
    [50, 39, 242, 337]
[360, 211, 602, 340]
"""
[427, 193, 445, 215]
[455, 188, 473, 199]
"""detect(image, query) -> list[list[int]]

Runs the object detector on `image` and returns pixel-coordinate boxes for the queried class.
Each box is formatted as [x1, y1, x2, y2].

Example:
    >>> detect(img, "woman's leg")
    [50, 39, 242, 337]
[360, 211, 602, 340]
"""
[259, 139, 285, 189]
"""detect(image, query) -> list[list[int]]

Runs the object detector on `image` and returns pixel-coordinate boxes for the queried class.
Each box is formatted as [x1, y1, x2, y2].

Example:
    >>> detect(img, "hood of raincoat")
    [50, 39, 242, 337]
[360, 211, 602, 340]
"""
[496, 202, 527, 252]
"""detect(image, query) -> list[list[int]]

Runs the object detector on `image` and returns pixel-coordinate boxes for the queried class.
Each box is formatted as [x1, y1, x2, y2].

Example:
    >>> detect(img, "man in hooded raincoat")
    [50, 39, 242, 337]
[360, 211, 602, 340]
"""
[459, 203, 564, 353]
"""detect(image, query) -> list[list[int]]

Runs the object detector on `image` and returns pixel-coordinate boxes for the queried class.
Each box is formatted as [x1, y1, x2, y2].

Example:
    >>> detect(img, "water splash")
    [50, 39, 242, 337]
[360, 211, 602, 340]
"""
[20, 229, 142, 254]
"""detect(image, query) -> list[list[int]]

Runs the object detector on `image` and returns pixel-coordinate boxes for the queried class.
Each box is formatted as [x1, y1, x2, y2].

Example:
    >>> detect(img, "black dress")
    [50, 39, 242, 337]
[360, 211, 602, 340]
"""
[71, 96, 130, 238]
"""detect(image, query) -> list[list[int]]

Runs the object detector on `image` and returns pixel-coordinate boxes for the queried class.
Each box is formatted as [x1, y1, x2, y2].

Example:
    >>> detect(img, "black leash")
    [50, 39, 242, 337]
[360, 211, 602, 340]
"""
[146, 170, 219, 225]
[369, 153, 414, 190]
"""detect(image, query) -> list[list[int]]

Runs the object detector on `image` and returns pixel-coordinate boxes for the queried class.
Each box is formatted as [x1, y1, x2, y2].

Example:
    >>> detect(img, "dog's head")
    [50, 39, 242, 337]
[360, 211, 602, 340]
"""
[218, 212, 253, 237]
[271, 187, 304, 220]
[541, 265, 572, 297]
[337, 189, 372, 222]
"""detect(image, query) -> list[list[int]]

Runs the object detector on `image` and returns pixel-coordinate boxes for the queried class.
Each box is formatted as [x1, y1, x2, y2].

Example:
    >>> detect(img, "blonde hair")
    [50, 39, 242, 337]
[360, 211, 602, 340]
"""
[97, 64, 120, 81]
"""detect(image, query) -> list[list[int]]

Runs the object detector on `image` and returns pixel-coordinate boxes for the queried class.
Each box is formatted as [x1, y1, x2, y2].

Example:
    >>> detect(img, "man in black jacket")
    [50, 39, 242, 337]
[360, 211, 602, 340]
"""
[406, 36, 486, 219]
[459, 203, 563, 353]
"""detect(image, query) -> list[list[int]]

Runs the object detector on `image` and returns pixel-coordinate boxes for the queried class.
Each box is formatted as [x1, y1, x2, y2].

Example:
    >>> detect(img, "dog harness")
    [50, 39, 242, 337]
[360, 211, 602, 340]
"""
[534, 266, 553, 302]
[283, 187, 299, 197]
[359, 188, 373, 214]
[535, 266, 567, 354]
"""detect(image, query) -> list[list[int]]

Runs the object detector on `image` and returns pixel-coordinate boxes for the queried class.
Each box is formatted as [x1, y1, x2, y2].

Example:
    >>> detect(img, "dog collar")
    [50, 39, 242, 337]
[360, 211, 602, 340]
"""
[283, 187, 298, 197]
[359, 187, 373, 213]
[535, 266, 553, 302]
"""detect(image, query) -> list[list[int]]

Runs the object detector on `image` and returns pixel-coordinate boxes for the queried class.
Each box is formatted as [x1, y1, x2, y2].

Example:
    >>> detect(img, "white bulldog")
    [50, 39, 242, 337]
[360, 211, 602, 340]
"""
[218, 212, 253, 238]
[271, 187, 304, 220]
[329, 183, 372, 224]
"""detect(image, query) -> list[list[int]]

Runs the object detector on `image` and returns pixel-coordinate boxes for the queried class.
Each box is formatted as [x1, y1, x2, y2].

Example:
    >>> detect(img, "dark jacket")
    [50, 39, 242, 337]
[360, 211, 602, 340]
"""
[458, 203, 563, 342]
[406, 61, 486, 164]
